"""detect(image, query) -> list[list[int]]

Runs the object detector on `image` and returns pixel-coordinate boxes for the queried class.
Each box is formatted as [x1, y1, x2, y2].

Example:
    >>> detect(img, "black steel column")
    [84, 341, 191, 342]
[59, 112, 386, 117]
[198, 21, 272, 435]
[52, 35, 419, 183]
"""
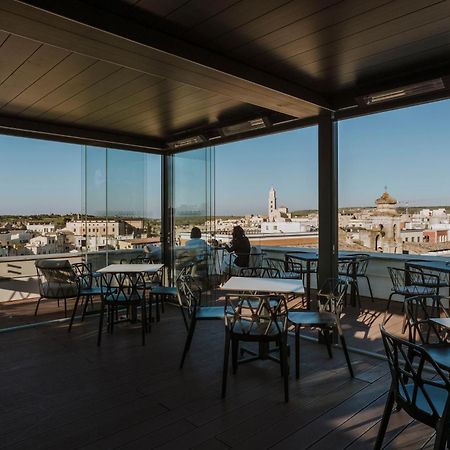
[318, 113, 338, 288]
[161, 154, 174, 285]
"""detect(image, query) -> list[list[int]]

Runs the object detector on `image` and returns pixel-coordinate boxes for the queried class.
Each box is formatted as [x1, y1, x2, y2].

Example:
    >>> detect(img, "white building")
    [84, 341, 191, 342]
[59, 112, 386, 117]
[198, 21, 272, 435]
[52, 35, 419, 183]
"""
[26, 223, 55, 234]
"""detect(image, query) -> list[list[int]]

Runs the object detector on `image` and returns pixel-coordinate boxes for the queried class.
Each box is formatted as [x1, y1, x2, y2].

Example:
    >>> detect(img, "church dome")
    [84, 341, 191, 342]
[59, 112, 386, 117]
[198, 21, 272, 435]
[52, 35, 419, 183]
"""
[375, 191, 397, 205]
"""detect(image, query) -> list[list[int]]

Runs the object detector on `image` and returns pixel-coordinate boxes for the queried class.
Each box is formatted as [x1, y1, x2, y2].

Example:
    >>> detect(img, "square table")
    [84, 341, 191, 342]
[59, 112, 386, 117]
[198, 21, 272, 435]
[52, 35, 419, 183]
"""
[220, 276, 304, 364]
[430, 317, 450, 329]
[97, 263, 164, 274]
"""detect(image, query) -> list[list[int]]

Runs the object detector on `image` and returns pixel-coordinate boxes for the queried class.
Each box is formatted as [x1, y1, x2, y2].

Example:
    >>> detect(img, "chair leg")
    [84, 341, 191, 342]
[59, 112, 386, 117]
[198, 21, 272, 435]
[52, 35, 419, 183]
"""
[280, 336, 289, 402]
[323, 329, 333, 359]
[81, 295, 90, 321]
[179, 317, 197, 369]
[97, 302, 105, 346]
[374, 388, 395, 450]
[63, 298, 68, 318]
[295, 326, 300, 379]
[34, 296, 43, 316]
[177, 292, 189, 331]
[435, 418, 448, 450]
[221, 330, 231, 398]
[365, 276, 374, 302]
[141, 301, 146, 346]
[68, 294, 81, 332]
[231, 338, 239, 375]
[383, 293, 394, 325]
[339, 332, 354, 378]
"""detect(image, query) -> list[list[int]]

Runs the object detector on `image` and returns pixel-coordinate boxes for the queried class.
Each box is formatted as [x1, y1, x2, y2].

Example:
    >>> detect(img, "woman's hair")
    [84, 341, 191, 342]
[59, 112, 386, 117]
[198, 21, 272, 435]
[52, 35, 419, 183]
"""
[190, 226, 201, 239]
[232, 225, 245, 238]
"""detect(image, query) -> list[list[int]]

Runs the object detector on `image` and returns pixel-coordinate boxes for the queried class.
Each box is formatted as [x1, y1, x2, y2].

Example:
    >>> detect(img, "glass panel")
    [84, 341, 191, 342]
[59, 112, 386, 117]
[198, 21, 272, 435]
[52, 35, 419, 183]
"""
[173, 146, 215, 290]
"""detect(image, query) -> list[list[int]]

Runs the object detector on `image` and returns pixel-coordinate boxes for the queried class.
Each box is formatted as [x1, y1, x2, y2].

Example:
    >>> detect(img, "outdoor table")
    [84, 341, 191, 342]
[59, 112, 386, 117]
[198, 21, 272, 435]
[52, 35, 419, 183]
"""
[284, 252, 358, 308]
[220, 276, 304, 364]
[430, 317, 450, 329]
[98, 264, 164, 321]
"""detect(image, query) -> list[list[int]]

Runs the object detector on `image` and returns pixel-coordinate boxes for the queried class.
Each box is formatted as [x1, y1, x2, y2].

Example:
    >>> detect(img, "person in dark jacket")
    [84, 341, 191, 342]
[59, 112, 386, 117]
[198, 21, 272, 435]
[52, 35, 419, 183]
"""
[225, 225, 251, 268]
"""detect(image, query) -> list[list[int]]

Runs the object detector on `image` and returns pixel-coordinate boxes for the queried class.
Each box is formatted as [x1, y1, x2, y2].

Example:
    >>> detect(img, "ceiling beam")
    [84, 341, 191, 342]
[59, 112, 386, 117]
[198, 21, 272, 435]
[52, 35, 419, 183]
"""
[1, 0, 331, 119]
[0, 114, 165, 153]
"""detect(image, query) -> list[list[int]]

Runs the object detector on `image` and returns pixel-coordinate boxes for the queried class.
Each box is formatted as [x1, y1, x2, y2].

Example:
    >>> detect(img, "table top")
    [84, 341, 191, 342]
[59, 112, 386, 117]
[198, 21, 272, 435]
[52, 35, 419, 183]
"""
[285, 252, 357, 262]
[97, 263, 164, 274]
[406, 260, 450, 273]
[430, 317, 450, 329]
[221, 276, 304, 294]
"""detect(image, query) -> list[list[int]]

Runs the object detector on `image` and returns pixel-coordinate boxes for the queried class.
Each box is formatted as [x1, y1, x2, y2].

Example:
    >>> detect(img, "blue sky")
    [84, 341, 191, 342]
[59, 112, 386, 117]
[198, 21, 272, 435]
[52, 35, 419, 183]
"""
[1, 98, 450, 216]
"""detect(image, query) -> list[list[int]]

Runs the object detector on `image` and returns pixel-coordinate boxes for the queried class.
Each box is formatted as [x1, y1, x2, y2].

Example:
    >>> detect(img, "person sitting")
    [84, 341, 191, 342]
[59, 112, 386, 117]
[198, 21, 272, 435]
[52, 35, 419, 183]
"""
[185, 227, 208, 251]
[224, 225, 251, 269]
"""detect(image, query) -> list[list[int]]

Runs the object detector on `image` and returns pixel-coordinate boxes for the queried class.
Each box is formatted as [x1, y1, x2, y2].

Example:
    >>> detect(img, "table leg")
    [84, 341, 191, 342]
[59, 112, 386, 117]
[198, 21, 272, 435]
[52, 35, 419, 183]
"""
[306, 261, 311, 309]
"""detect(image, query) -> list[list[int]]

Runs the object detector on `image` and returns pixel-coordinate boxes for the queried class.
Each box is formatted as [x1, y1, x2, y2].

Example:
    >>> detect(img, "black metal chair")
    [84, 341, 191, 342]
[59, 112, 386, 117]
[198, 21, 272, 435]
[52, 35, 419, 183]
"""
[264, 257, 301, 279]
[238, 266, 280, 278]
[97, 271, 148, 346]
[68, 262, 104, 331]
[376, 326, 450, 450]
[352, 253, 374, 302]
[338, 257, 361, 308]
[179, 270, 225, 368]
[288, 278, 354, 379]
[404, 294, 450, 370]
[222, 294, 289, 402]
[285, 253, 317, 286]
[406, 259, 449, 295]
[385, 267, 439, 330]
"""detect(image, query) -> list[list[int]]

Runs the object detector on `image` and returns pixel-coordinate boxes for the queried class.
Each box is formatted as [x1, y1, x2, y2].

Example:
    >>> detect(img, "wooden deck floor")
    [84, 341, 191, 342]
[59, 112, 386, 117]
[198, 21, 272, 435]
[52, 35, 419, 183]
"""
[0, 302, 437, 449]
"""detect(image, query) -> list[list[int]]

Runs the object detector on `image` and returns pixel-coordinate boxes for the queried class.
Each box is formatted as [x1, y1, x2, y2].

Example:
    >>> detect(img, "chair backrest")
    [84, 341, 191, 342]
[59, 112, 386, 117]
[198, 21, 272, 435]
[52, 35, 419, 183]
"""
[249, 246, 263, 268]
[352, 254, 370, 276]
[72, 262, 93, 289]
[176, 263, 200, 316]
[284, 255, 304, 276]
[100, 271, 146, 303]
[264, 257, 286, 272]
[35, 259, 79, 298]
[338, 257, 359, 276]
[224, 294, 287, 337]
[380, 326, 450, 425]
[238, 267, 280, 278]
[404, 295, 449, 345]
[388, 267, 425, 292]
[316, 278, 348, 317]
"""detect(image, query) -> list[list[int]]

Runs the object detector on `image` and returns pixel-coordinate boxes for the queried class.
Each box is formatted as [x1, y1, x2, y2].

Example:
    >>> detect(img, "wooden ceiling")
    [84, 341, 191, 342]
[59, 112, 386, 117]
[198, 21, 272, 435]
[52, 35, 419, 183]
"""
[0, 0, 449, 152]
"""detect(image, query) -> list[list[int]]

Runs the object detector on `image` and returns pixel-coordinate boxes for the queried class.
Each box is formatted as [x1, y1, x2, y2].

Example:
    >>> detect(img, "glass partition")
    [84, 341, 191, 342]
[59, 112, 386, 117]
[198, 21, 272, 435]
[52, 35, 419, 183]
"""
[173, 146, 215, 289]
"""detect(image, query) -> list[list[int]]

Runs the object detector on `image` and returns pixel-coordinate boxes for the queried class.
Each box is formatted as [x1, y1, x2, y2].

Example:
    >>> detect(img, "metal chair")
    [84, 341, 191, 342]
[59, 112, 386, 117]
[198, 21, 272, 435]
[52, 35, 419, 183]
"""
[222, 294, 289, 402]
[264, 257, 300, 279]
[68, 262, 104, 331]
[404, 294, 450, 370]
[179, 271, 224, 368]
[97, 271, 148, 346]
[238, 266, 280, 278]
[285, 253, 317, 286]
[385, 267, 439, 329]
[406, 259, 449, 295]
[288, 278, 354, 379]
[338, 257, 361, 308]
[376, 327, 450, 450]
[352, 253, 374, 302]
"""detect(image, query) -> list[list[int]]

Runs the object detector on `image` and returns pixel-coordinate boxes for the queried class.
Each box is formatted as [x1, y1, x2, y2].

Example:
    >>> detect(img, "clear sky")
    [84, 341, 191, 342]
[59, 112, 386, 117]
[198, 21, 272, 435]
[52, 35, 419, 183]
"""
[1, 98, 450, 216]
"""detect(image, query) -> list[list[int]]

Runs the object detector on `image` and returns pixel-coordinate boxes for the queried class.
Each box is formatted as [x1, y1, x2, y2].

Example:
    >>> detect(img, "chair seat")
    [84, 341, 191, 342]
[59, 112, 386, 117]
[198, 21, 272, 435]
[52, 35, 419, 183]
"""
[338, 275, 355, 283]
[419, 276, 448, 288]
[288, 311, 336, 327]
[230, 320, 284, 338]
[150, 286, 177, 296]
[79, 287, 103, 296]
[395, 285, 436, 296]
[195, 306, 224, 319]
[280, 271, 301, 279]
[400, 383, 448, 417]
[423, 344, 450, 371]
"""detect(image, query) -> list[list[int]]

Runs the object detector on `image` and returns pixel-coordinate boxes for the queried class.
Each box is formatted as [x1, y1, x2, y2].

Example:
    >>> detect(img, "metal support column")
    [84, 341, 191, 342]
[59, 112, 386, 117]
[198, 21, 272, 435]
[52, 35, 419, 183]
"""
[161, 154, 174, 285]
[318, 113, 338, 288]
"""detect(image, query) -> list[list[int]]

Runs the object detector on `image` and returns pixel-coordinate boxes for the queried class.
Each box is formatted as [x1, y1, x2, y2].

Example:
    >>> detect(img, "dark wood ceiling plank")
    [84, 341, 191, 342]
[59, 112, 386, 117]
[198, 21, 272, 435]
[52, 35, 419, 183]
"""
[67, 75, 163, 124]
[210, 0, 342, 52]
[1, 52, 96, 115]
[20, 60, 119, 118]
[229, 0, 394, 63]
[0, 44, 69, 109]
[0, 34, 41, 84]
[166, 0, 241, 28]
[134, 0, 191, 17]
[100, 85, 217, 129]
[76, 80, 185, 127]
[1, 0, 328, 116]
[312, 23, 450, 86]
[42, 67, 143, 121]
[281, 1, 450, 77]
